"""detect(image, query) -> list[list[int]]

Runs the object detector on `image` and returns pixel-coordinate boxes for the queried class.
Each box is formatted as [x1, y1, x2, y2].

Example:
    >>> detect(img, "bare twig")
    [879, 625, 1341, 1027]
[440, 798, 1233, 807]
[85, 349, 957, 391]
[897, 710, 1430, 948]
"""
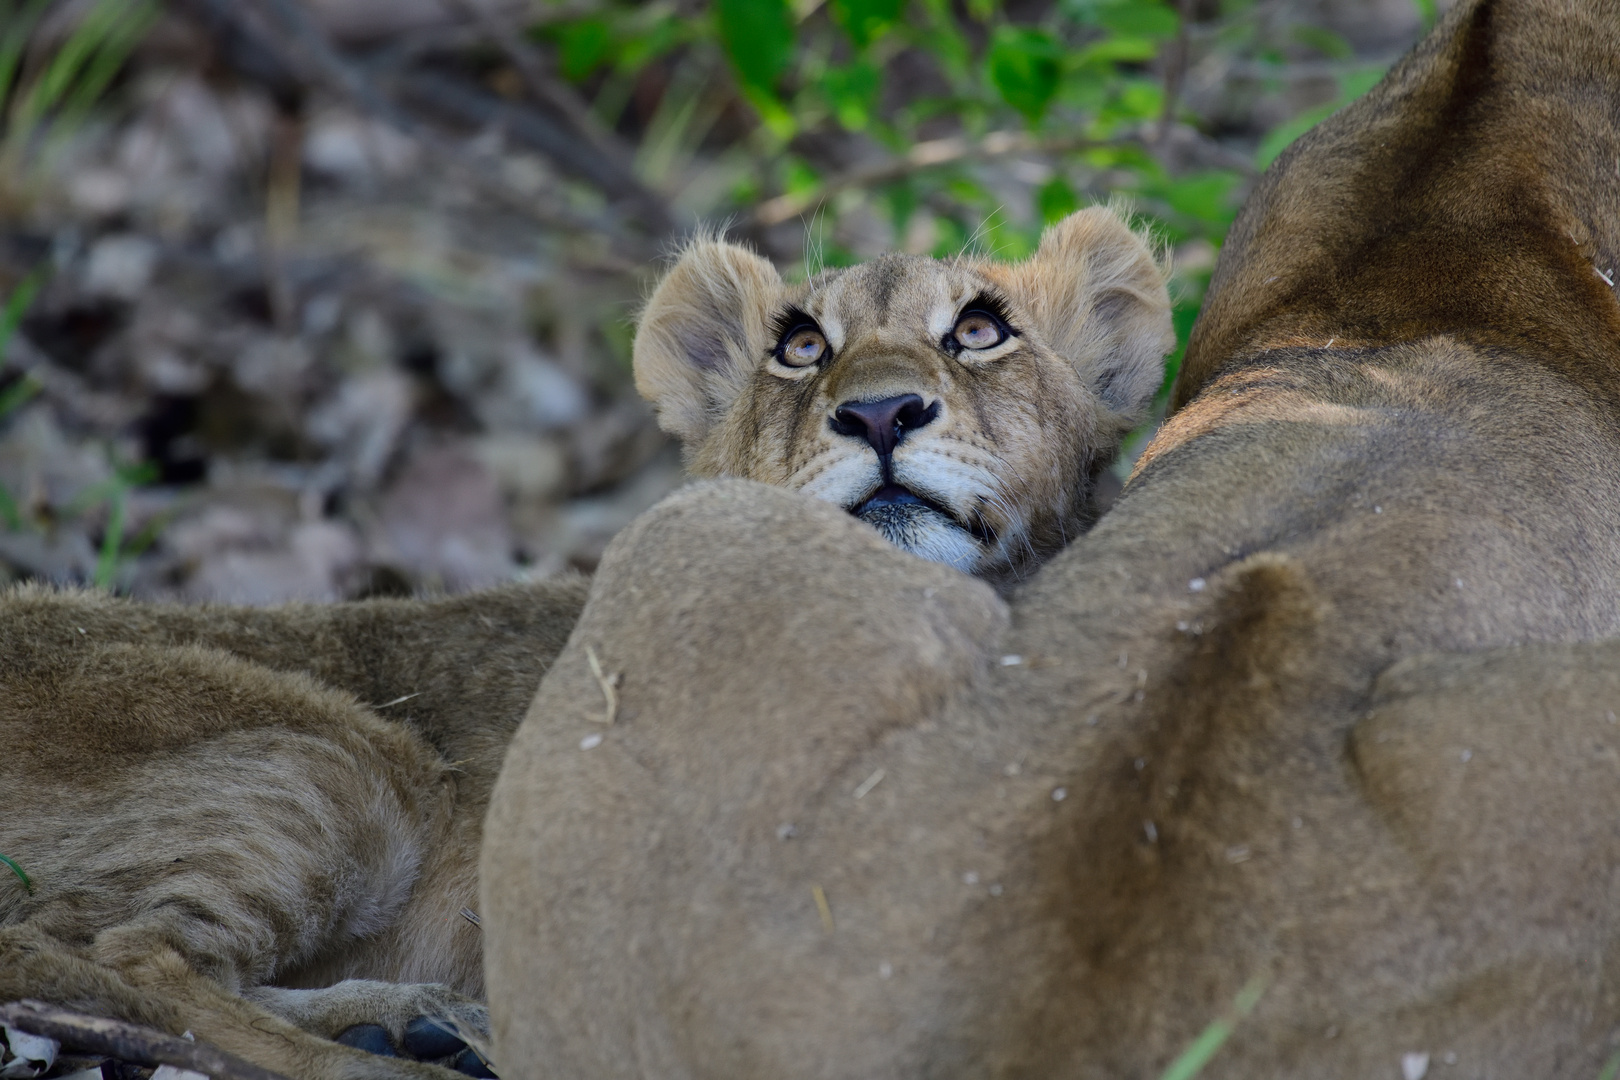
[437, 0, 670, 232]
[585, 645, 619, 725]
[810, 885, 834, 932]
[174, 0, 654, 249]
[0, 1000, 291, 1080]
[753, 131, 1133, 226]
[262, 0, 669, 234]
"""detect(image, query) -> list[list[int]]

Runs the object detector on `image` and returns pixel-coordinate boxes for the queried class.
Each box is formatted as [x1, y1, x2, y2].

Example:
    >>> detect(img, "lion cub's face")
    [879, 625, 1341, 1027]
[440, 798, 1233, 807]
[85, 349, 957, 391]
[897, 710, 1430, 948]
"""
[634, 208, 1172, 587]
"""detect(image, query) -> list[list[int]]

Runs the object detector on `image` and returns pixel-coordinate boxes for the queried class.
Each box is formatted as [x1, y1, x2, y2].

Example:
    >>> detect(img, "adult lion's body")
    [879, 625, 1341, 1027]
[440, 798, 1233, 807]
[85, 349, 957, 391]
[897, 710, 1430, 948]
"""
[484, 1, 1620, 1076]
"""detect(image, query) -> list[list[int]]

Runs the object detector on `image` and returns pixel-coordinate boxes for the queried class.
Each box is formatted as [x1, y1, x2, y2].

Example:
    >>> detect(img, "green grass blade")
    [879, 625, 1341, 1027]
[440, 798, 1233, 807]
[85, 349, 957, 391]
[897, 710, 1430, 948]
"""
[11, 0, 127, 133]
[59, 0, 158, 122]
[0, 852, 33, 893]
[93, 485, 126, 589]
[1159, 1019, 1234, 1080]
[0, 266, 45, 365]
[0, 0, 53, 113]
[62, 475, 120, 516]
[118, 504, 173, 559]
[1157, 977, 1268, 1080]
[0, 483, 22, 530]
[0, 372, 40, 419]
[33, 0, 120, 108]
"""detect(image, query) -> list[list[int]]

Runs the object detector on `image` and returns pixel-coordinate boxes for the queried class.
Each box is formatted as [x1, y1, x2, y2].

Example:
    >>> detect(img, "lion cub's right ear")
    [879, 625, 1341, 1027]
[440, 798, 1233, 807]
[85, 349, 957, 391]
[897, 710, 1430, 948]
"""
[634, 238, 783, 447]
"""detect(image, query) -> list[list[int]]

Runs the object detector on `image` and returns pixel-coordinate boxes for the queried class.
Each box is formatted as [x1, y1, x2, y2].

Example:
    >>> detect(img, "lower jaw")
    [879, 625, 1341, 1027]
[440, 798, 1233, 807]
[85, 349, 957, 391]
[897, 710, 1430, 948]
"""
[856, 506, 983, 574]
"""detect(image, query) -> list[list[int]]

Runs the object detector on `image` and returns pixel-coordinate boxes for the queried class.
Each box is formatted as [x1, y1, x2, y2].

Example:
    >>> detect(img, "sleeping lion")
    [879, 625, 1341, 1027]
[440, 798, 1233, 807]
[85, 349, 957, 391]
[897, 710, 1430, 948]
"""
[0, 207, 1171, 1080]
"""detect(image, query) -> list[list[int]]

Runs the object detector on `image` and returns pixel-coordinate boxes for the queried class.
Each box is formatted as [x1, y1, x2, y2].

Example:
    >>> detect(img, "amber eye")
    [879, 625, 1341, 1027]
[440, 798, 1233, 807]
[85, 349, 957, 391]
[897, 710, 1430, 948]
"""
[953, 311, 1006, 350]
[778, 326, 828, 367]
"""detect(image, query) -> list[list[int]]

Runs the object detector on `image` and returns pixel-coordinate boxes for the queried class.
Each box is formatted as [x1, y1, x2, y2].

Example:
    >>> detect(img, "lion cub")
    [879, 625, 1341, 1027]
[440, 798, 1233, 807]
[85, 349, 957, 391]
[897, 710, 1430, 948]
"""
[635, 206, 1173, 586]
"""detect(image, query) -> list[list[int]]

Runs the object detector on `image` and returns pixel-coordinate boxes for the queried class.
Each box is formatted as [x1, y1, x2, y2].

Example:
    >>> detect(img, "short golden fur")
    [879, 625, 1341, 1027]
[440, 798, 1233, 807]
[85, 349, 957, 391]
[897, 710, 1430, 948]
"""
[635, 207, 1172, 587]
[0, 580, 587, 1080]
[484, 0, 1620, 1075]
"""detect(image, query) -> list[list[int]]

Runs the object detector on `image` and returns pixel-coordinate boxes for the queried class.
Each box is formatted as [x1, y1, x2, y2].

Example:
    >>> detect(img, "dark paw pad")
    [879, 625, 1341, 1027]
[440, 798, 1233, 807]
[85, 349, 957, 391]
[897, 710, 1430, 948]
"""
[402, 1017, 468, 1060]
[335, 1024, 399, 1057]
[451, 1048, 497, 1078]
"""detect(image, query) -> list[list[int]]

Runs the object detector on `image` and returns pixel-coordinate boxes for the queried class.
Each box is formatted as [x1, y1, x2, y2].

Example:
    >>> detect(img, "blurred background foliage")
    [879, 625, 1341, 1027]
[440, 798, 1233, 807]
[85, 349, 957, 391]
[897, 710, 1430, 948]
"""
[0, 0, 1437, 601]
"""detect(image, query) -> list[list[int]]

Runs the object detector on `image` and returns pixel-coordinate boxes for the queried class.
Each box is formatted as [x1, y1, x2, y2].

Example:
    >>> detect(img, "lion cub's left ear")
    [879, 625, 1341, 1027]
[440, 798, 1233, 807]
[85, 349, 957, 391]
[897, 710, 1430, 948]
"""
[997, 207, 1173, 424]
[634, 237, 783, 448]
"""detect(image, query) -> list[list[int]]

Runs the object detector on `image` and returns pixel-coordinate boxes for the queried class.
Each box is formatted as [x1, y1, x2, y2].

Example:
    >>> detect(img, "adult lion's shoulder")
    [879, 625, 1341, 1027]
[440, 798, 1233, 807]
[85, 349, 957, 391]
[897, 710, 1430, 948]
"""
[1173, 0, 1620, 406]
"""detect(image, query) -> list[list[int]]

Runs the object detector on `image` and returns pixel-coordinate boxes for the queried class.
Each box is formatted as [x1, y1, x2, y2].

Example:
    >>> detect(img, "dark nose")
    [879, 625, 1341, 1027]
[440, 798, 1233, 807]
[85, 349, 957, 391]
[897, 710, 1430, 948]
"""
[830, 394, 939, 458]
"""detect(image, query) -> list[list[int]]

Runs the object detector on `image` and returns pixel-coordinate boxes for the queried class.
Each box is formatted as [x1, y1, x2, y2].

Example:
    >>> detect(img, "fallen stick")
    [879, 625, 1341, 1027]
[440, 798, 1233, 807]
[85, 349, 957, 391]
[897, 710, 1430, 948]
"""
[0, 1001, 291, 1080]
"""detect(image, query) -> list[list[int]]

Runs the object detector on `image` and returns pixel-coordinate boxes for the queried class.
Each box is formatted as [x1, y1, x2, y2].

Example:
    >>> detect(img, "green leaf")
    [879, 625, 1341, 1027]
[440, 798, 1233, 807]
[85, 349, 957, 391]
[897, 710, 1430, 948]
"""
[1160, 171, 1238, 225]
[1291, 25, 1353, 60]
[783, 157, 821, 198]
[1094, 0, 1179, 39]
[1035, 176, 1079, 225]
[823, 59, 880, 130]
[883, 180, 918, 234]
[1255, 65, 1385, 167]
[1071, 35, 1159, 66]
[912, 0, 973, 83]
[988, 26, 1061, 125]
[614, 18, 688, 72]
[931, 215, 971, 258]
[557, 19, 613, 83]
[1063, 0, 1177, 38]
[716, 0, 795, 95]
[0, 852, 32, 894]
[1110, 78, 1164, 122]
[830, 0, 904, 48]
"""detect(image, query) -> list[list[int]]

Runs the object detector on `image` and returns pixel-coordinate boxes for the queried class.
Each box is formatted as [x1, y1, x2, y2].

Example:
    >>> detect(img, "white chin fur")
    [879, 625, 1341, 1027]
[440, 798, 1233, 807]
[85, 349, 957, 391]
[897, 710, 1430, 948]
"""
[859, 505, 982, 573]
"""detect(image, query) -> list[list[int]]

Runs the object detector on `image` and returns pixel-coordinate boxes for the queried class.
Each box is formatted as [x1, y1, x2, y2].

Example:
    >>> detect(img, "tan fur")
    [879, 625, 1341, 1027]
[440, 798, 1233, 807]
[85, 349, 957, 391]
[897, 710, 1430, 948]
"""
[484, 0, 1620, 1075]
[634, 207, 1173, 588]
[0, 211, 1172, 1080]
[0, 579, 588, 1080]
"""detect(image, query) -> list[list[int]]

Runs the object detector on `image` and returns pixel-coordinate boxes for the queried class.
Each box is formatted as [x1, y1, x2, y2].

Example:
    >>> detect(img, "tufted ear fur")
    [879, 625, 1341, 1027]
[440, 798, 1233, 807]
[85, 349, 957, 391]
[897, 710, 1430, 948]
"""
[993, 207, 1174, 425]
[634, 236, 784, 447]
